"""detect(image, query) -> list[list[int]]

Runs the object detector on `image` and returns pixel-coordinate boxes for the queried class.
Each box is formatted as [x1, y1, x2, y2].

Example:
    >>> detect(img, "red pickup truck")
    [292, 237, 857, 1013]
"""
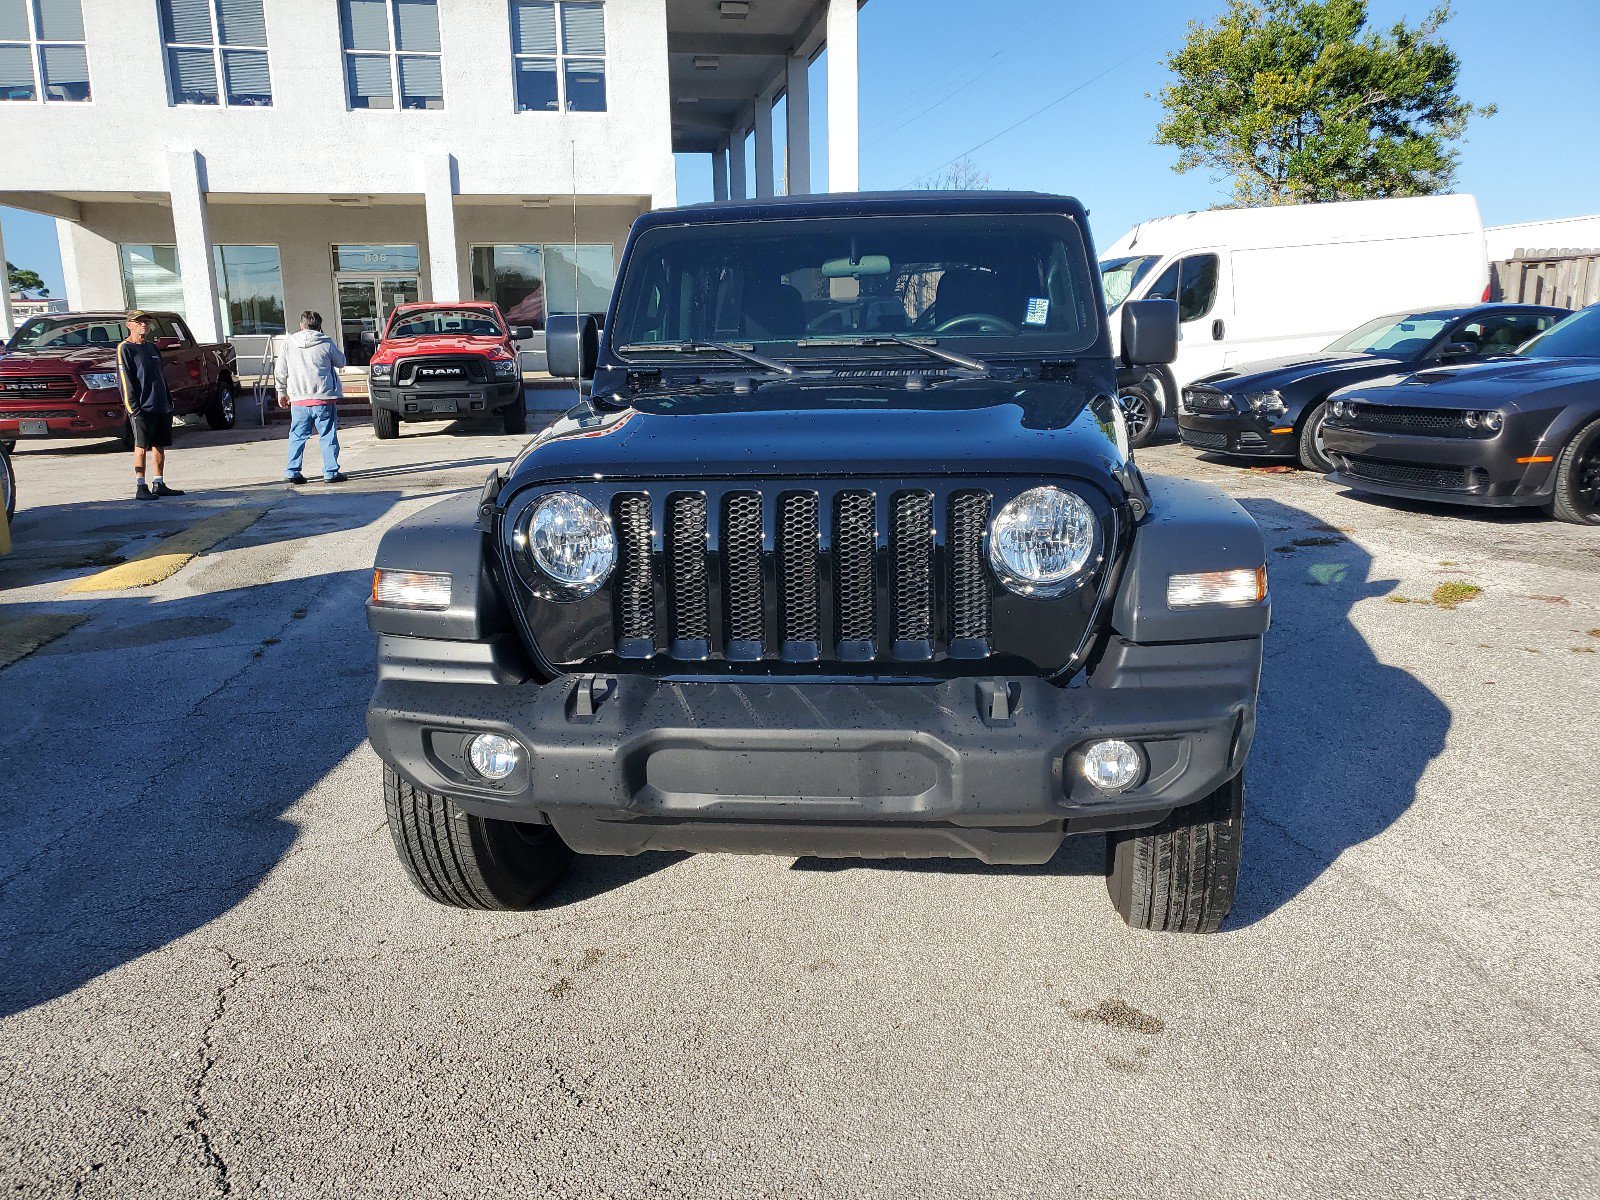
[367, 301, 531, 439]
[0, 311, 238, 451]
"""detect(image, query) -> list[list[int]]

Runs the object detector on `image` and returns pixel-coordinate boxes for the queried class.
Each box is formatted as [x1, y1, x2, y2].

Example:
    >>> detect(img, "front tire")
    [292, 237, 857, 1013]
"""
[371, 405, 400, 440]
[205, 379, 237, 430]
[1117, 375, 1162, 449]
[383, 765, 573, 909]
[1105, 771, 1244, 934]
[1, 445, 15, 522]
[1549, 416, 1600, 525]
[1297, 402, 1335, 473]
[501, 397, 528, 435]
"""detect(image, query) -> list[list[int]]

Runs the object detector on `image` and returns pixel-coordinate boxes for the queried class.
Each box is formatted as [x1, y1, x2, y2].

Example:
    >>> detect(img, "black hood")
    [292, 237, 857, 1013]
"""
[506, 376, 1126, 497]
[1195, 351, 1401, 396]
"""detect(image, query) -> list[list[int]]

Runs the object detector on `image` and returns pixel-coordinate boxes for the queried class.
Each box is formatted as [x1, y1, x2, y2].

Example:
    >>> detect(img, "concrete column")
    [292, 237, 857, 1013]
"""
[729, 131, 748, 200]
[0, 218, 13, 339]
[166, 149, 223, 344]
[785, 55, 812, 196]
[753, 93, 775, 199]
[826, 0, 860, 193]
[712, 147, 730, 202]
[420, 152, 461, 303]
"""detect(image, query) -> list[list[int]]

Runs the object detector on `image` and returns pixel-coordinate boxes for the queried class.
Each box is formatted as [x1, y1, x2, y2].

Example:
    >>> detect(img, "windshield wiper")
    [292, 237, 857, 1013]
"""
[616, 340, 796, 375]
[795, 334, 992, 376]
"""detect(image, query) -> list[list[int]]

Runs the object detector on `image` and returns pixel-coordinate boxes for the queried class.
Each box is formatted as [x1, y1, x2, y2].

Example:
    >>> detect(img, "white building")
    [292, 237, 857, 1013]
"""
[0, 0, 865, 360]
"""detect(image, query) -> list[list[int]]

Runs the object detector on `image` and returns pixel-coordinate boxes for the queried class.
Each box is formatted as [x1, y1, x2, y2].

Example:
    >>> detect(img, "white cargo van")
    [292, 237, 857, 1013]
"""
[1100, 194, 1487, 444]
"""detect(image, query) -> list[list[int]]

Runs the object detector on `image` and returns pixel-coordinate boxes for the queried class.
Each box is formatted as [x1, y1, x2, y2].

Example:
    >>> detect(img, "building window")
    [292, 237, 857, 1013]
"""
[214, 245, 284, 337]
[340, 0, 441, 111]
[159, 0, 271, 107]
[0, 0, 91, 102]
[510, 1, 604, 113]
[471, 243, 615, 326]
[120, 245, 185, 316]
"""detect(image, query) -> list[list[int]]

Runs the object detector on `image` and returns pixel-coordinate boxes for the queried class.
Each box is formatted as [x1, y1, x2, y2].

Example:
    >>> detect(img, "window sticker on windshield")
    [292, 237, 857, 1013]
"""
[1025, 298, 1050, 326]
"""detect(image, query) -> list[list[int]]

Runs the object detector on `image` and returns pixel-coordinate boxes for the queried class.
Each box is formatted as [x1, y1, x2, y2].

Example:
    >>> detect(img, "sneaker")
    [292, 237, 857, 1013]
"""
[286, 473, 306, 485]
[136, 481, 154, 502]
[323, 472, 347, 483]
[150, 481, 186, 498]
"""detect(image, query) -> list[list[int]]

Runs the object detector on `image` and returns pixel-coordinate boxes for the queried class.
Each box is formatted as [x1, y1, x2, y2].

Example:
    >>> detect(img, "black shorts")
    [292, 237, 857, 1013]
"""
[129, 410, 173, 450]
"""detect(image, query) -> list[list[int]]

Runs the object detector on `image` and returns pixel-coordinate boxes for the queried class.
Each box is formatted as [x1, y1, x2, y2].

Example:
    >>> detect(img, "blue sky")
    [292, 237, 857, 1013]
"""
[7, 0, 1599, 300]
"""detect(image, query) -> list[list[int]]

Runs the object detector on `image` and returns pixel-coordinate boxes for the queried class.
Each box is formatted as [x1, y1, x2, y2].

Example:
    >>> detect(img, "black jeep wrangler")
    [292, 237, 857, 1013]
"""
[366, 193, 1269, 933]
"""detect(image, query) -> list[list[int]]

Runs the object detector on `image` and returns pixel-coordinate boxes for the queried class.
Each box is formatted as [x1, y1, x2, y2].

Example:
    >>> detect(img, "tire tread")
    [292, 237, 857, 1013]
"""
[1106, 772, 1244, 934]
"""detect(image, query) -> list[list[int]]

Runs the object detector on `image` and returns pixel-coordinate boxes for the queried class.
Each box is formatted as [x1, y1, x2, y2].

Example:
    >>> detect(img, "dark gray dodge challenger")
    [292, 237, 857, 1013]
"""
[366, 192, 1271, 933]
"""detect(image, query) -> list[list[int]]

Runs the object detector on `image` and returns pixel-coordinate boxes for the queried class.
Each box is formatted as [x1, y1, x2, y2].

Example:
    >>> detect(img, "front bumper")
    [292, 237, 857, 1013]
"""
[1321, 422, 1550, 508]
[1176, 410, 1297, 457]
[370, 378, 522, 419]
[367, 636, 1261, 865]
[0, 392, 125, 437]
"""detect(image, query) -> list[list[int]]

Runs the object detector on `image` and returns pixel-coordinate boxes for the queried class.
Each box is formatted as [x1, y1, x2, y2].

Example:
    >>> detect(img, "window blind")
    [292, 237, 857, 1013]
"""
[393, 0, 439, 53]
[0, 0, 31, 41]
[398, 53, 441, 107]
[511, 1, 556, 55]
[32, 0, 84, 42]
[167, 45, 217, 101]
[0, 43, 34, 96]
[216, 0, 266, 47]
[341, 0, 389, 51]
[347, 53, 392, 106]
[160, 0, 212, 44]
[560, 3, 603, 55]
[222, 48, 269, 103]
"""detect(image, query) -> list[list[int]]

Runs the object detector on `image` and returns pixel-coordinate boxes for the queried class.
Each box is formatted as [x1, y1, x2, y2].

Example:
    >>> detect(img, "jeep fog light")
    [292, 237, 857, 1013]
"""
[468, 733, 522, 781]
[372, 569, 451, 609]
[1082, 740, 1143, 793]
[1167, 566, 1267, 608]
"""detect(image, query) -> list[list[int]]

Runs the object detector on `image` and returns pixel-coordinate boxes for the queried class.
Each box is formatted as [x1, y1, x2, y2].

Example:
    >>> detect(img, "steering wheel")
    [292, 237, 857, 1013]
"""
[933, 312, 1020, 335]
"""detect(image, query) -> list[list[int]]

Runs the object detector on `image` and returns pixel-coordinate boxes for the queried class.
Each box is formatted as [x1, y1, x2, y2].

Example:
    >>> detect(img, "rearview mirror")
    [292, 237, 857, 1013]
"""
[546, 313, 599, 380]
[821, 254, 891, 278]
[155, 336, 182, 351]
[1121, 299, 1179, 367]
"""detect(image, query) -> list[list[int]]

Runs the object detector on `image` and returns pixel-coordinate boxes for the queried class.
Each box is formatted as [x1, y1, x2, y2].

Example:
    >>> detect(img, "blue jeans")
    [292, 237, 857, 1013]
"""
[285, 402, 340, 479]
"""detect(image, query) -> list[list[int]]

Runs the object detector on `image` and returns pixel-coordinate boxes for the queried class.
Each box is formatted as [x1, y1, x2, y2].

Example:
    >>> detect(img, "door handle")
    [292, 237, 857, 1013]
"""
[1212, 319, 1226, 341]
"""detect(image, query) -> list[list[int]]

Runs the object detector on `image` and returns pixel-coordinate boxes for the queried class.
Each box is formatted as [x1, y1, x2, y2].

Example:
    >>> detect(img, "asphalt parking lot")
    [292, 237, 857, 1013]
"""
[1, 412, 1596, 1199]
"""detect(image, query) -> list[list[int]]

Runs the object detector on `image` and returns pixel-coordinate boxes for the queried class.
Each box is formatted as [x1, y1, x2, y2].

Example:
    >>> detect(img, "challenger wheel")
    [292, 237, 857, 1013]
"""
[1550, 417, 1600, 525]
[1297, 401, 1335, 473]
[1105, 771, 1244, 934]
[383, 765, 573, 909]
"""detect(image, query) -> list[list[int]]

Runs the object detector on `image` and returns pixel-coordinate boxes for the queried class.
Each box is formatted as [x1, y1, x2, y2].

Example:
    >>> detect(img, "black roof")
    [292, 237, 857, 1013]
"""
[1367, 302, 1570, 324]
[640, 190, 1088, 228]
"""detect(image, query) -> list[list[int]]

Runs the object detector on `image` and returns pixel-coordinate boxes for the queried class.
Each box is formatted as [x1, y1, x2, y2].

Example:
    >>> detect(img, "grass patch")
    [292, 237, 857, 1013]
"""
[1431, 582, 1483, 610]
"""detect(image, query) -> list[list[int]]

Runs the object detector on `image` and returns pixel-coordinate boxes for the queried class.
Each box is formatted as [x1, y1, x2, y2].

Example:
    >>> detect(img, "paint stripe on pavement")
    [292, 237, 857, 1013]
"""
[64, 507, 269, 594]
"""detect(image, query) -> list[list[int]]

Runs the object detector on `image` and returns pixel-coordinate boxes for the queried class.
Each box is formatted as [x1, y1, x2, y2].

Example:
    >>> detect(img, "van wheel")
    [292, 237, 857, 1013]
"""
[1117, 376, 1161, 449]
[372, 406, 400, 440]
[1549, 416, 1600, 525]
[383, 766, 573, 910]
[205, 380, 237, 430]
[1297, 402, 1335, 473]
[501, 399, 528, 435]
[1105, 771, 1244, 934]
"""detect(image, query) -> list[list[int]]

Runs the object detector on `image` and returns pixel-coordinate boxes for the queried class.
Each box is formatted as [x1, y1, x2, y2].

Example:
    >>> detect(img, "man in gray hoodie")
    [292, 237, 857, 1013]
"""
[275, 310, 347, 484]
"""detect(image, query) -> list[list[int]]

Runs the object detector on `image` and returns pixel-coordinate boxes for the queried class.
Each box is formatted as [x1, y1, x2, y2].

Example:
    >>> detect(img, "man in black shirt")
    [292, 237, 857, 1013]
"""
[117, 311, 185, 501]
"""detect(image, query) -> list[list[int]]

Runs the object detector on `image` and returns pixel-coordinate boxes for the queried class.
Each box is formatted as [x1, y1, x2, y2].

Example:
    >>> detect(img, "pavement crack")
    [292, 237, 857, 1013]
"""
[184, 948, 247, 1198]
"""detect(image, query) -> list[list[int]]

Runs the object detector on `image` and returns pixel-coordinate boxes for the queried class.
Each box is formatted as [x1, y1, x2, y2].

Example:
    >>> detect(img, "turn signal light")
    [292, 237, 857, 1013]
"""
[372, 569, 452, 609]
[1167, 566, 1267, 608]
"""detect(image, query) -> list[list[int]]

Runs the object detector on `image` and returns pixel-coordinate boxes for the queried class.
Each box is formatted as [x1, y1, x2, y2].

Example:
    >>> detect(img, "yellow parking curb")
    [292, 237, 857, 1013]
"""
[0, 612, 87, 670]
[64, 507, 268, 594]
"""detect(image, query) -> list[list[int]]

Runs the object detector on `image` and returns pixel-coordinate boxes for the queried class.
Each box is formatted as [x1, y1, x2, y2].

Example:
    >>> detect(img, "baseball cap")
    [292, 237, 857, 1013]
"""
[127, 310, 151, 322]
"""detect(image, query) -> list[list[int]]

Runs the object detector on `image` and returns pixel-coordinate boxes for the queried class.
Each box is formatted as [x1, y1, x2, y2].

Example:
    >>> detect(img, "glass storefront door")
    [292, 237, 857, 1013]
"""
[336, 275, 419, 365]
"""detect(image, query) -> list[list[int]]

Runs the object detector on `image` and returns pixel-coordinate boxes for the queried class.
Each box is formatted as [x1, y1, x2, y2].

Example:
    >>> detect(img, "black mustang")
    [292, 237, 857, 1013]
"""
[1176, 303, 1567, 471]
[1322, 304, 1600, 524]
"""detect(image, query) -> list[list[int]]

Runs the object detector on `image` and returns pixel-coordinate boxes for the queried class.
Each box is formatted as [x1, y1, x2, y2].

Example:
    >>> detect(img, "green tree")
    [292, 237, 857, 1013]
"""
[6, 261, 49, 296]
[1154, 0, 1493, 206]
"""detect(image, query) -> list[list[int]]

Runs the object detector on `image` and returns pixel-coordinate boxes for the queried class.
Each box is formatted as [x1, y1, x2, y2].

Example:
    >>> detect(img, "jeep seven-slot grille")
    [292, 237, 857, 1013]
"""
[607, 485, 1000, 664]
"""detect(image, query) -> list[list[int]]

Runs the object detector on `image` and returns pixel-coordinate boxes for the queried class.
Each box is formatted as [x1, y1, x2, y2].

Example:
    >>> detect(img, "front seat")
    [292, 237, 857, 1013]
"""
[742, 278, 806, 340]
[932, 268, 1010, 328]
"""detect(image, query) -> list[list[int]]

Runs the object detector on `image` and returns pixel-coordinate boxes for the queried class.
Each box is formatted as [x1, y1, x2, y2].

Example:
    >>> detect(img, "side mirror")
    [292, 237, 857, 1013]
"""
[1441, 341, 1479, 359]
[512, 325, 535, 341]
[155, 336, 183, 351]
[546, 313, 599, 380]
[1121, 299, 1179, 367]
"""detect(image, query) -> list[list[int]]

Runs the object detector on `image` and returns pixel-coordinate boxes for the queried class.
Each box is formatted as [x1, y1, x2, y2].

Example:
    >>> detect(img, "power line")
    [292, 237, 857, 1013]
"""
[902, 37, 1164, 188]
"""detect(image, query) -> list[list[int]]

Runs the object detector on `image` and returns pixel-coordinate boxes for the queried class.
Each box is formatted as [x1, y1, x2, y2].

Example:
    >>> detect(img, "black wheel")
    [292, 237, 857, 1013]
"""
[1550, 417, 1600, 525]
[1117, 376, 1161, 449]
[205, 379, 237, 430]
[383, 765, 573, 909]
[1, 439, 14, 454]
[371, 405, 400, 440]
[1105, 771, 1244, 934]
[1, 444, 15, 523]
[1297, 401, 1335, 473]
[501, 398, 528, 435]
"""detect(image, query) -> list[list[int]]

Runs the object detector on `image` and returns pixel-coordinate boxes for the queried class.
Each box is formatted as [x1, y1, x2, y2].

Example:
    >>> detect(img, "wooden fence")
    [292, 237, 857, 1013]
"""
[1488, 249, 1600, 309]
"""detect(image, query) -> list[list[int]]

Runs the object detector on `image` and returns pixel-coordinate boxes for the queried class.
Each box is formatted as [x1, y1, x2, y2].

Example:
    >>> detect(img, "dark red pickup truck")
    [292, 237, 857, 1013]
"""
[0, 311, 238, 450]
[367, 301, 531, 439]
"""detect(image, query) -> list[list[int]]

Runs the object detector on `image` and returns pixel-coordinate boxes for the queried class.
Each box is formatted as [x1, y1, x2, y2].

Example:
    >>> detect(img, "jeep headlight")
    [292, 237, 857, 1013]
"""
[370, 362, 391, 382]
[1244, 390, 1287, 416]
[522, 492, 615, 596]
[988, 486, 1098, 596]
[491, 358, 520, 379]
[82, 372, 119, 392]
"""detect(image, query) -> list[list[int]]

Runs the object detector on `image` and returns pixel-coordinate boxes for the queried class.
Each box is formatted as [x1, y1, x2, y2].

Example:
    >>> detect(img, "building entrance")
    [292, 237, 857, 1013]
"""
[336, 276, 419, 366]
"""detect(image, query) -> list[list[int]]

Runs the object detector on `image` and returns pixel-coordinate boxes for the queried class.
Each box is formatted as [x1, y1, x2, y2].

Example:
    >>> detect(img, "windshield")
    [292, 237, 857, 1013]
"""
[386, 309, 504, 339]
[1516, 306, 1600, 359]
[611, 214, 1100, 359]
[1325, 313, 1452, 356]
[6, 316, 129, 352]
[1098, 255, 1161, 311]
